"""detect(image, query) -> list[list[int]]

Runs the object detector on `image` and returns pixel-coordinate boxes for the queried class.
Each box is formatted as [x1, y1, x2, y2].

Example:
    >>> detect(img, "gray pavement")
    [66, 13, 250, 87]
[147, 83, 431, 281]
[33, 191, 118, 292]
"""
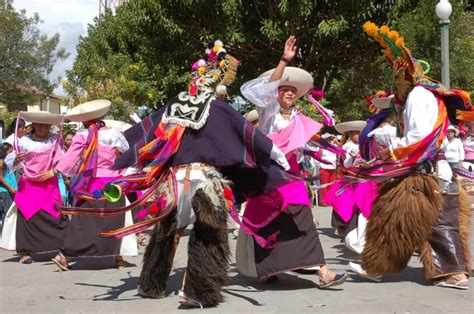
[0, 206, 472, 313]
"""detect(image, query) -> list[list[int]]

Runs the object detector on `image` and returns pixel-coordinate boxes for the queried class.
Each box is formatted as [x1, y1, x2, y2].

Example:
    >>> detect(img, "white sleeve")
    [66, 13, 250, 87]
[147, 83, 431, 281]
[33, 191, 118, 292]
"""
[240, 76, 281, 108]
[114, 130, 130, 153]
[4, 151, 21, 171]
[342, 143, 355, 167]
[270, 144, 290, 171]
[389, 87, 438, 151]
[368, 124, 397, 147]
[458, 139, 465, 161]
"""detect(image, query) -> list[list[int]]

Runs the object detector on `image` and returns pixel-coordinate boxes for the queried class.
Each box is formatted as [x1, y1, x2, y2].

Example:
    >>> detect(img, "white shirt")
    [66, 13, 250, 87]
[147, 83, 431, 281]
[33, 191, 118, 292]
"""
[241, 76, 285, 135]
[441, 138, 465, 163]
[388, 86, 452, 182]
[342, 141, 359, 168]
[76, 127, 129, 153]
[319, 149, 337, 170]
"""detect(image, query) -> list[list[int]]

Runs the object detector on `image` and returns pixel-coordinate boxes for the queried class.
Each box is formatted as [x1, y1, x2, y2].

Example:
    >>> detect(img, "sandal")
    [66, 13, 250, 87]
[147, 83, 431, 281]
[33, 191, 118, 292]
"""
[19, 255, 34, 264]
[52, 253, 70, 271]
[319, 271, 347, 289]
[434, 275, 469, 290]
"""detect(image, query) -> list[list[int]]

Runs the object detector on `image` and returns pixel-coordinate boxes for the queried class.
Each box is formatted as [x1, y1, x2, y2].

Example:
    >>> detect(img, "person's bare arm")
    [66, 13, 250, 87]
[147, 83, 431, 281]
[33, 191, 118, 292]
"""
[269, 35, 297, 83]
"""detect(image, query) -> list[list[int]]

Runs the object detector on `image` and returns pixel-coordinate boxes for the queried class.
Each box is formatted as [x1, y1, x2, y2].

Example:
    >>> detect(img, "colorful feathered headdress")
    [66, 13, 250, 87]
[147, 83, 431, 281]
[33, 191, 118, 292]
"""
[363, 22, 433, 86]
[190, 40, 239, 89]
[363, 21, 472, 133]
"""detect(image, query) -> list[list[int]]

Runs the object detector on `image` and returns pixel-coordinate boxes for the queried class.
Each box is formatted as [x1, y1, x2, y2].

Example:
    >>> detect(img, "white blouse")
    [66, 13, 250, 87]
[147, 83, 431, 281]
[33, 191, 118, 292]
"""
[441, 138, 465, 163]
[241, 76, 286, 135]
[76, 127, 129, 153]
[5, 133, 59, 171]
[342, 141, 359, 168]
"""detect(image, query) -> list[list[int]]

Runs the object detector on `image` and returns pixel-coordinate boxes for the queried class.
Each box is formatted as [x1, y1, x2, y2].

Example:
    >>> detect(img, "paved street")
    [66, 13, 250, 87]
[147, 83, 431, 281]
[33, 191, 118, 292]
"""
[0, 206, 472, 313]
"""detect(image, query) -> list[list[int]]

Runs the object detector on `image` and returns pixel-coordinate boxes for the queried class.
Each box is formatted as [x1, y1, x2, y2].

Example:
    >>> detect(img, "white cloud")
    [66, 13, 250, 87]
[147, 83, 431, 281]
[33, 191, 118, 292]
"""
[12, 0, 99, 95]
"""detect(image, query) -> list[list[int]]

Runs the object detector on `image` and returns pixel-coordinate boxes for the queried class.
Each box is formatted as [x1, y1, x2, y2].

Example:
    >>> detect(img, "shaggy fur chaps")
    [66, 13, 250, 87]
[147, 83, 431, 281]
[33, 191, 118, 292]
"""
[185, 187, 230, 307]
[138, 217, 179, 298]
[361, 174, 443, 275]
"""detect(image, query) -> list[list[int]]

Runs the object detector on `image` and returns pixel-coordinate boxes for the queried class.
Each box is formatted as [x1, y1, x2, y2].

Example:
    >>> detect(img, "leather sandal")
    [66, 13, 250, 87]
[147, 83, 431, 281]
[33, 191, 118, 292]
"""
[319, 271, 347, 289]
[51, 254, 70, 271]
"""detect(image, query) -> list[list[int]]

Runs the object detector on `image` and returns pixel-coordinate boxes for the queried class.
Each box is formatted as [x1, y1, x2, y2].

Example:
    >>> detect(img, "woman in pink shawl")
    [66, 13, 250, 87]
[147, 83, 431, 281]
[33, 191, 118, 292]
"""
[238, 36, 346, 288]
[51, 100, 137, 270]
[3, 111, 68, 264]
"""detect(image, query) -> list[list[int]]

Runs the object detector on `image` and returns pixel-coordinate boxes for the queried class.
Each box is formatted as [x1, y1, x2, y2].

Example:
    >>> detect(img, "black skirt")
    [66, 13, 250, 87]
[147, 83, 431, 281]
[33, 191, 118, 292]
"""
[62, 198, 125, 257]
[253, 204, 325, 278]
[16, 210, 69, 254]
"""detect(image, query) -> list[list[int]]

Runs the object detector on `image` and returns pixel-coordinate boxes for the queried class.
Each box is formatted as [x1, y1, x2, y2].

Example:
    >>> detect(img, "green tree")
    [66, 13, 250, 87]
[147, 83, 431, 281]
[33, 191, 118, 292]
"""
[66, 0, 472, 121]
[0, 0, 68, 110]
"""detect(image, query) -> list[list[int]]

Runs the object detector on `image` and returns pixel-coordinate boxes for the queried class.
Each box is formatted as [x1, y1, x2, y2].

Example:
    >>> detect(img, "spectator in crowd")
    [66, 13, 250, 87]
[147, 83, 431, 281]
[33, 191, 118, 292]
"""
[441, 125, 464, 169]
[63, 131, 75, 152]
[0, 143, 17, 226]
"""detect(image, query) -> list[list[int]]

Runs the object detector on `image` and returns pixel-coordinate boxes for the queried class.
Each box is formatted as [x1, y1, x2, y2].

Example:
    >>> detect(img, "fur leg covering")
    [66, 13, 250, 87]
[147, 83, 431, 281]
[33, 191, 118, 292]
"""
[184, 180, 230, 307]
[138, 217, 180, 298]
[361, 175, 442, 275]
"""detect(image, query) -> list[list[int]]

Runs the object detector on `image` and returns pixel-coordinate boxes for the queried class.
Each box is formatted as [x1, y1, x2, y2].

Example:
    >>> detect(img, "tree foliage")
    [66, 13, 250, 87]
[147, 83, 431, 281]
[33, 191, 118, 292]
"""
[66, 0, 473, 121]
[0, 0, 68, 110]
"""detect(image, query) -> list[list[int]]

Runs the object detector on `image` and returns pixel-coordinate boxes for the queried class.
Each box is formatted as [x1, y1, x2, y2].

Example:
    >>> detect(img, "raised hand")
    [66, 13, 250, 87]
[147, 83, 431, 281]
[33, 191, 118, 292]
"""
[283, 35, 297, 61]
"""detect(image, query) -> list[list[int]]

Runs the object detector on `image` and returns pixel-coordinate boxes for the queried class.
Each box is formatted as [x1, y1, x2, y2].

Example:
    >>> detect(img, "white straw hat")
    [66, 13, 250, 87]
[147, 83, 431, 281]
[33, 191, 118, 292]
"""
[372, 95, 394, 110]
[335, 120, 367, 134]
[259, 66, 313, 99]
[65, 99, 111, 122]
[20, 111, 63, 125]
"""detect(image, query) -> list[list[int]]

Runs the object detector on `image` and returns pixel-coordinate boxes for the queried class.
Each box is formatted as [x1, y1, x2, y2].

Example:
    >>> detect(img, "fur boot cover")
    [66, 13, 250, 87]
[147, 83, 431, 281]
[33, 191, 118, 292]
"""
[138, 217, 179, 298]
[361, 174, 443, 275]
[185, 178, 230, 307]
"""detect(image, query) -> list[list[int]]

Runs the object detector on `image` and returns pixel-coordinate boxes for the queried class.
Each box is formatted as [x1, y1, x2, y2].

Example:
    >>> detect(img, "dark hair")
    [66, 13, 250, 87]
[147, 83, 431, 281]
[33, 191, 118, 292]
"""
[0, 143, 12, 160]
[64, 131, 75, 138]
[6, 118, 26, 137]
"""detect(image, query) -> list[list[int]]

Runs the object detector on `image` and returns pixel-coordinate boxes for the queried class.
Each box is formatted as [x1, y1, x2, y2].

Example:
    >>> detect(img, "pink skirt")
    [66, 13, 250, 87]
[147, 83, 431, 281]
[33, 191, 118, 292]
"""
[324, 179, 378, 223]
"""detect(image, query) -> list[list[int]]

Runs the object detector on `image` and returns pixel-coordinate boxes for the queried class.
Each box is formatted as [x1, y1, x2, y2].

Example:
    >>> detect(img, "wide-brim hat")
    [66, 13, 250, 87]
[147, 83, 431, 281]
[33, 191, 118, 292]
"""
[20, 111, 63, 125]
[447, 125, 459, 136]
[103, 119, 133, 133]
[243, 109, 259, 123]
[259, 66, 313, 99]
[335, 120, 367, 134]
[65, 99, 111, 122]
[372, 95, 394, 110]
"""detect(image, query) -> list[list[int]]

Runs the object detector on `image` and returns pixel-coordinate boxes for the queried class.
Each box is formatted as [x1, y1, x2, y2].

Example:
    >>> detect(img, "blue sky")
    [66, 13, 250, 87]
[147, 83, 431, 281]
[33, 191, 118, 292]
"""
[13, 0, 99, 95]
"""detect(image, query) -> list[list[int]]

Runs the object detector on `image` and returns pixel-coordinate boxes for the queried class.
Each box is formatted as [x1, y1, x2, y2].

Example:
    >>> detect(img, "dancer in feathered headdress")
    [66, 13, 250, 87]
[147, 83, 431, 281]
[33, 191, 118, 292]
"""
[350, 22, 472, 290]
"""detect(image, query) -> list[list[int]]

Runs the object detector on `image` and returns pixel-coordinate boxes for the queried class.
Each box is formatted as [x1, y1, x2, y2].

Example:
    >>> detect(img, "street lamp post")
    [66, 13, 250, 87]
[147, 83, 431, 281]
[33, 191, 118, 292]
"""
[436, 0, 452, 89]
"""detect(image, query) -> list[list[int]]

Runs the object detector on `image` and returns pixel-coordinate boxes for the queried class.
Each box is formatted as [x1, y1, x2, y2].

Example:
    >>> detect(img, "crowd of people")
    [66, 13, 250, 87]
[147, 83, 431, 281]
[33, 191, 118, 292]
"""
[0, 22, 472, 308]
